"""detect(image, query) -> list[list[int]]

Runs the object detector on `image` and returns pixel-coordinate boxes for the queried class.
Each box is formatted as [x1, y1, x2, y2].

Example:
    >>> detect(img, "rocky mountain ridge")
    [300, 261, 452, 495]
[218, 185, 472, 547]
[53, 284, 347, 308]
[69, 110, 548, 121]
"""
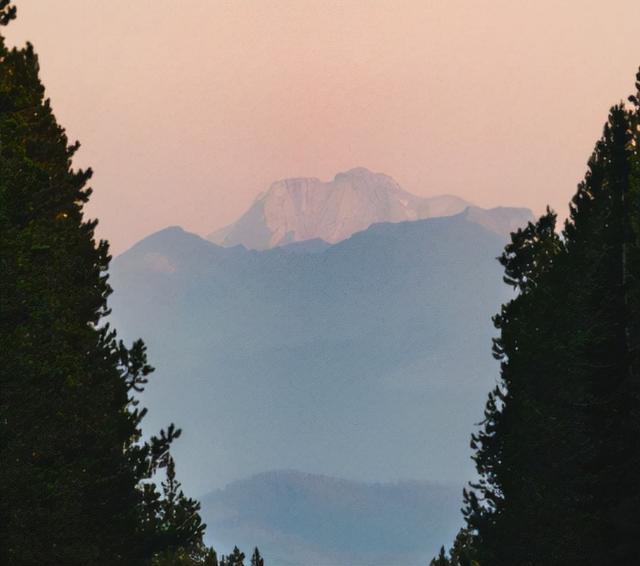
[207, 167, 529, 249]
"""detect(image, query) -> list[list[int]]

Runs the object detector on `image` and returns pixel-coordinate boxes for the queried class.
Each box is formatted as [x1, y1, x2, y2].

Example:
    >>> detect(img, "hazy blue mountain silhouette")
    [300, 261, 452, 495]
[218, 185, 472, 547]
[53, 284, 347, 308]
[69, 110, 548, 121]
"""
[110, 213, 515, 497]
[109, 211, 525, 565]
[201, 470, 461, 566]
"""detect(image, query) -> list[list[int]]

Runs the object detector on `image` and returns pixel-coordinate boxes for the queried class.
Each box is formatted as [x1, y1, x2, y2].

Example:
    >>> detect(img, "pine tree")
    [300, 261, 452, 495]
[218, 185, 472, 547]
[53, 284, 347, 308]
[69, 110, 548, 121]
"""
[0, 4, 211, 564]
[563, 86, 640, 566]
[0, 0, 15, 25]
[250, 548, 264, 566]
[625, 67, 640, 557]
[430, 546, 450, 566]
[226, 547, 246, 566]
[447, 529, 476, 566]
[149, 454, 218, 565]
[460, 209, 574, 565]
[453, 69, 640, 566]
[429, 529, 477, 566]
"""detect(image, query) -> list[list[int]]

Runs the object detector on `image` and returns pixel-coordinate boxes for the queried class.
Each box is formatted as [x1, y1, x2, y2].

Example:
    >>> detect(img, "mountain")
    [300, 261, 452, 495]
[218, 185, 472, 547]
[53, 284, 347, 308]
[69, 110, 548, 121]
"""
[461, 205, 535, 238]
[110, 211, 531, 496]
[110, 208, 534, 565]
[207, 167, 473, 249]
[201, 470, 462, 566]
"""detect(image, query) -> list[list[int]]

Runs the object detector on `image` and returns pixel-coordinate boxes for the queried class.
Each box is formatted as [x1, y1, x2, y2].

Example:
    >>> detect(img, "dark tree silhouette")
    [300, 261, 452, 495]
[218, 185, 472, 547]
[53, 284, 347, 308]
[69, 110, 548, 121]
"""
[433, 67, 640, 566]
[0, 3, 215, 564]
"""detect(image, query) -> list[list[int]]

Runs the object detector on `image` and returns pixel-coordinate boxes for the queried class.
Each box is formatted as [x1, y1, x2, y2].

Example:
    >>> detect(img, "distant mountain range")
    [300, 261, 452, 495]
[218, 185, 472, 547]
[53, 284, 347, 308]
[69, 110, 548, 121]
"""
[110, 215, 530, 494]
[207, 167, 531, 249]
[201, 470, 461, 566]
[109, 169, 533, 566]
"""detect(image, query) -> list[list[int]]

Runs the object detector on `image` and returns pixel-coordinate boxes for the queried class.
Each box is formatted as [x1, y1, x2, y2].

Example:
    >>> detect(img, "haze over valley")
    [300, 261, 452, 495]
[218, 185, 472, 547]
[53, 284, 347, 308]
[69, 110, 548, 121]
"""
[110, 169, 533, 564]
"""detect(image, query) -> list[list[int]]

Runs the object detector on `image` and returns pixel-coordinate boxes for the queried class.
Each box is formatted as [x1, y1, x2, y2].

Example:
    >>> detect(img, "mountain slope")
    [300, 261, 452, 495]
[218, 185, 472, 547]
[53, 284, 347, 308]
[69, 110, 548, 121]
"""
[109, 212, 531, 565]
[110, 213, 519, 496]
[202, 470, 462, 566]
[461, 205, 534, 237]
[207, 167, 473, 249]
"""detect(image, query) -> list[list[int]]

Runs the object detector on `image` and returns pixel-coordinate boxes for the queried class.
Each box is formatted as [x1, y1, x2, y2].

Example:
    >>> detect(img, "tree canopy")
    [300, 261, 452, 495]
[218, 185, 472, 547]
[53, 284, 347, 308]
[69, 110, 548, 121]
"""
[0, 3, 219, 563]
[433, 68, 640, 566]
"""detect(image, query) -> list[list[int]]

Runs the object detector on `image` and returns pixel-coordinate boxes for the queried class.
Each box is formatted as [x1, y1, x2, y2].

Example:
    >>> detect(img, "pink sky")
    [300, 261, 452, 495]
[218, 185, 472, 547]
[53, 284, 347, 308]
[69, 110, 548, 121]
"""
[4, 0, 639, 253]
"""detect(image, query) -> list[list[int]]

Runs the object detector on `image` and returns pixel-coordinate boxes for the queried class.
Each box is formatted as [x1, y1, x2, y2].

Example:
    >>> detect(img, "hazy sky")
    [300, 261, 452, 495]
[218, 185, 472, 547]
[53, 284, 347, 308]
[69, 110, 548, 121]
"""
[4, 1, 639, 253]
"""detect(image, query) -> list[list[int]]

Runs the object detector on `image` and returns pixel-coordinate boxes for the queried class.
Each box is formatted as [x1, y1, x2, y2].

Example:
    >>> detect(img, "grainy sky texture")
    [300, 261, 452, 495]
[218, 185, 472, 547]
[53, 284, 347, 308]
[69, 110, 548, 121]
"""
[4, 0, 639, 253]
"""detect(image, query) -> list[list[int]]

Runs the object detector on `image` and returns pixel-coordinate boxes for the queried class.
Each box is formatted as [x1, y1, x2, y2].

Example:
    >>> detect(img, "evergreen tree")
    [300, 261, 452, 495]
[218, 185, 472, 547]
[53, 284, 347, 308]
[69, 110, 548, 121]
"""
[447, 529, 476, 566]
[0, 0, 15, 25]
[250, 548, 264, 566]
[434, 67, 640, 565]
[625, 67, 640, 553]
[149, 455, 218, 565]
[565, 84, 640, 566]
[429, 529, 477, 566]
[463, 209, 575, 565]
[0, 3, 212, 564]
[430, 546, 450, 566]
[226, 547, 246, 566]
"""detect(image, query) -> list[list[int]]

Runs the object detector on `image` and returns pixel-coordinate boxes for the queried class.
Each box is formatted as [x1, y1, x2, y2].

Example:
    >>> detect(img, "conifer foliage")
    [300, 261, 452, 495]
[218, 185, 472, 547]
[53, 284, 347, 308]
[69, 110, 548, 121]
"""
[250, 548, 265, 566]
[429, 529, 476, 566]
[433, 68, 640, 565]
[220, 547, 246, 566]
[0, 3, 220, 564]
